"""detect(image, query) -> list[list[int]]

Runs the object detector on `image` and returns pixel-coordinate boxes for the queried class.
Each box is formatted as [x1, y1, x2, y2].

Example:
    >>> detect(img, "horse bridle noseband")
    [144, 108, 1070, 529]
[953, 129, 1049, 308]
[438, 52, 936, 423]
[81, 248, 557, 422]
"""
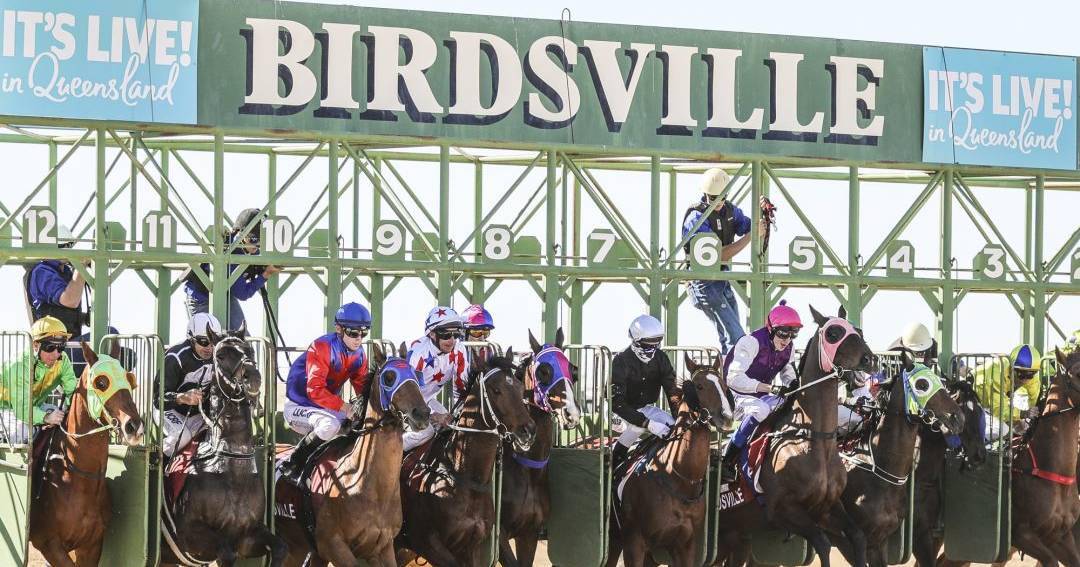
[197, 336, 259, 462]
[448, 367, 530, 450]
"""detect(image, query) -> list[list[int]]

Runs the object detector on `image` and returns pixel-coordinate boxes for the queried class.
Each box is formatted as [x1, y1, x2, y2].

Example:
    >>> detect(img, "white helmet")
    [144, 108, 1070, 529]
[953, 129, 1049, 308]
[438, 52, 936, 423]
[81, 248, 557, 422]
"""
[900, 322, 933, 353]
[629, 315, 664, 343]
[57, 225, 76, 247]
[700, 168, 732, 196]
[425, 306, 462, 334]
[187, 312, 223, 339]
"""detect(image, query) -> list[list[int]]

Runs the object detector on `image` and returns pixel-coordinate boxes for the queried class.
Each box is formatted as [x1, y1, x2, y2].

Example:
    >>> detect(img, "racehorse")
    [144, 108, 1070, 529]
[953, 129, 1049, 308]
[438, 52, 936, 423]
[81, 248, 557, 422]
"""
[911, 379, 987, 567]
[1002, 347, 1080, 566]
[29, 342, 145, 567]
[160, 324, 287, 567]
[829, 352, 965, 567]
[275, 342, 431, 567]
[715, 305, 878, 567]
[607, 353, 735, 567]
[398, 352, 536, 567]
[498, 329, 581, 567]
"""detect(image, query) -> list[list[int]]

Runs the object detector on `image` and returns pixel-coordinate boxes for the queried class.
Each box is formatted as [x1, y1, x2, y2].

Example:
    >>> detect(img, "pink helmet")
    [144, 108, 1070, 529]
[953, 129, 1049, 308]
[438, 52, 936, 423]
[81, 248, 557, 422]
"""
[767, 301, 802, 330]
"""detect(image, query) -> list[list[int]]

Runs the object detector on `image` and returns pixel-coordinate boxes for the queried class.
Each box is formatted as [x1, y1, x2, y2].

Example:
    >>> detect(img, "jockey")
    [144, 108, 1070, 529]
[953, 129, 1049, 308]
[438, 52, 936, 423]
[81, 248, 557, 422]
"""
[462, 304, 495, 341]
[159, 313, 222, 458]
[402, 306, 470, 452]
[279, 302, 371, 480]
[610, 315, 679, 469]
[719, 302, 801, 482]
[838, 322, 938, 437]
[0, 316, 76, 444]
[970, 344, 1041, 442]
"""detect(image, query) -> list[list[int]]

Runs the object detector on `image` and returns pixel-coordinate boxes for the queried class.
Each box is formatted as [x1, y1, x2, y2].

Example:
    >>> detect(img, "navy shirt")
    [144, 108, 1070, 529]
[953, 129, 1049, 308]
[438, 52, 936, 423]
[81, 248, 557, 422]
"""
[28, 260, 75, 312]
[681, 198, 752, 241]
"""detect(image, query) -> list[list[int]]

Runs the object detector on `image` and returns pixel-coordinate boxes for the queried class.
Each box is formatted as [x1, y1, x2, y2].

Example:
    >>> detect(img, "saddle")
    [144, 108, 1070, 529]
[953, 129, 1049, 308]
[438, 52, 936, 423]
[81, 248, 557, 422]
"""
[612, 436, 664, 502]
[164, 435, 204, 508]
[738, 423, 771, 504]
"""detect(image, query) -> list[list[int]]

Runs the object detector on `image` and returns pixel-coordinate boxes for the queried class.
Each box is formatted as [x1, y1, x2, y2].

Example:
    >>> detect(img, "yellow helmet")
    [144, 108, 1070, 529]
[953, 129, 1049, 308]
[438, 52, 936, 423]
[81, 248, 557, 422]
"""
[30, 316, 70, 342]
[1009, 344, 1041, 372]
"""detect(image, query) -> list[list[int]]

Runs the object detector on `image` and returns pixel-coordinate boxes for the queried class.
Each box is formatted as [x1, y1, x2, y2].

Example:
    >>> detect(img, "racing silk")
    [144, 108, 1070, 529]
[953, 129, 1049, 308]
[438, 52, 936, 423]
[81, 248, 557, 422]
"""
[160, 342, 214, 416]
[286, 333, 369, 412]
[0, 351, 77, 425]
[407, 336, 469, 405]
[25, 260, 84, 337]
[723, 327, 797, 398]
[973, 360, 1041, 424]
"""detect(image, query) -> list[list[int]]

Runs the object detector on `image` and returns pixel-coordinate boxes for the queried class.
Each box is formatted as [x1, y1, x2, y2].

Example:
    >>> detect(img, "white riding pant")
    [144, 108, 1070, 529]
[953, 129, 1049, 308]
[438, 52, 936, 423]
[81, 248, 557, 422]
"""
[403, 398, 448, 452]
[161, 410, 206, 458]
[732, 393, 783, 423]
[283, 401, 346, 442]
[612, 405, 674, 448]
[983, 410, 1010, 444]
[837, 383, 873, 437]
[0, 409, 30, 445]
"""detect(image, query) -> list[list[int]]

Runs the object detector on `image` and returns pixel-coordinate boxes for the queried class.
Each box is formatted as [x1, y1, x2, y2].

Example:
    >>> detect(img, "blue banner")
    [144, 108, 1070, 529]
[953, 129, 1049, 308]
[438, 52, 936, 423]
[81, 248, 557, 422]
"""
[923, 47, 1077, 170]
[0, 0, 197, 124]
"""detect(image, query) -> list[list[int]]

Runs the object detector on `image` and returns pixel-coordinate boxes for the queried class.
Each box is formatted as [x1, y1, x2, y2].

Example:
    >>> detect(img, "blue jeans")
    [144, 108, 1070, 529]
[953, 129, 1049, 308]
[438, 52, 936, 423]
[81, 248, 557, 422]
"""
[185, 293, 247, 332]
[688, 279, 745, 354]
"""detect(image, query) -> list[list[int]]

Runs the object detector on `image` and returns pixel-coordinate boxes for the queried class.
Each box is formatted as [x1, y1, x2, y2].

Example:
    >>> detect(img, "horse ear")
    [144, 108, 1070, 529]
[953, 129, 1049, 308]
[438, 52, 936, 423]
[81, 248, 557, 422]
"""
[398, 342, 408, 359]
[528, 330, 542, 353]
[1057, 347, 1068, 367]
[371, 342, 386, 367]
[555, 327, 565, 349]
[684, 353, 699, 373]
[505, 346, 514, 361]
[809, 305, 828, 327]
[713, 353, 723, 371]
[205, 324, 219, 345]
[109, 340, 121, 361]
[236, 320, 248, 337]
[81, 341, 98, 367]
[901, 349, 915, 372]
[838, 304, 848, 320]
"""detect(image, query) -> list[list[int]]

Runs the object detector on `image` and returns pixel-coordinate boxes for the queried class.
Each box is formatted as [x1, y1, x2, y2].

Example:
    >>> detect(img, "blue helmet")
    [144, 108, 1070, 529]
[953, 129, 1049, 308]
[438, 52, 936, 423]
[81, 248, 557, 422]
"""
[335, 302, 372, 329]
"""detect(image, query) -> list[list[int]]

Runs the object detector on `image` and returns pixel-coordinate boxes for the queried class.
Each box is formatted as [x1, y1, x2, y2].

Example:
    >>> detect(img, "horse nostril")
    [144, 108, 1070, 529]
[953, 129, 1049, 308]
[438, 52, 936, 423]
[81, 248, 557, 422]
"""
[124, 420, 140, 436]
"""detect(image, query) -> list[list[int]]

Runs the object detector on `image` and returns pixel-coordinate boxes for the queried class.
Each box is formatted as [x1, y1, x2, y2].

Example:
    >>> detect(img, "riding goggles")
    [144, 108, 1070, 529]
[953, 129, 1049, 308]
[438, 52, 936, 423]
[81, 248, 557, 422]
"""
[434, 328, 464, 340]
[342, 327, 369, 339]
[467, 328, 492, 340]
[39, 341, 65, 353]
[192, 336, 214, 347]
[774, 328, 799, 340]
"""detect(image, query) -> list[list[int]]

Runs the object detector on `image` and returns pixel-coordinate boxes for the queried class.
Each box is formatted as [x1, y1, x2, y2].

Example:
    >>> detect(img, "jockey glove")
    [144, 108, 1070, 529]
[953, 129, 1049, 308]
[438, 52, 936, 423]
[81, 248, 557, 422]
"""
[647, 419, 671, 438]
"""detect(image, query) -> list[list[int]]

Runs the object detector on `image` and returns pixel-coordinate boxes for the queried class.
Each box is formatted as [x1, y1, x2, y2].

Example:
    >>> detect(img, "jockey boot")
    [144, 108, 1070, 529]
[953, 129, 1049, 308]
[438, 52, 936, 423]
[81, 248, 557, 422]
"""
[280, 432, 322, 483]
[611, 443, 630, 471]
[720, 440, 740, 483]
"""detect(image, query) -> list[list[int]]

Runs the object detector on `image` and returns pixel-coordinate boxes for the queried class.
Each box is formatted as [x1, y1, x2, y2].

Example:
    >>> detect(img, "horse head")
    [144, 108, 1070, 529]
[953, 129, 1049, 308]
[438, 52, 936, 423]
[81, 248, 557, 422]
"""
[809, 304, 878, 375]
[526, 328, 581, 429]
[368, 342, 430, 432]
[80, 342, 144, 446]
[472, 351, 536, 452]
[204, 324, 261, 450]
[945, 379, 988, 469]
[683, 352, 735, 430]
[892, 350, 964, 435]
[1053, 347, 1080, 408]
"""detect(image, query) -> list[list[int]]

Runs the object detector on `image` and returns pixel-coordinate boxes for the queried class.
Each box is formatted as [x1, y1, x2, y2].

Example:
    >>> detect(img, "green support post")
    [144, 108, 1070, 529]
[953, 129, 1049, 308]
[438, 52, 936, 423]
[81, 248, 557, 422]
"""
[92, 129, 109, 345]
[847, 165, 862, 326]
[1033, 175, 1045, 351]
[938, 170, 955, 365]
[370, 157, 385, 338]
[326, 142, 342, 331]
[648, 156, 662, 318]
[569, 172, 583, 346]
[472, 161, 484, 303]
[665, 170, 680, 343]
[48, 141, 58, 212]
[265, 153, 280, 340]
[544, 150, 560, 342]
[437, 144, 451, 305]
[748, 160, 766, 329]
[156, 149, 171, 340]
[211, 133, 229, 326]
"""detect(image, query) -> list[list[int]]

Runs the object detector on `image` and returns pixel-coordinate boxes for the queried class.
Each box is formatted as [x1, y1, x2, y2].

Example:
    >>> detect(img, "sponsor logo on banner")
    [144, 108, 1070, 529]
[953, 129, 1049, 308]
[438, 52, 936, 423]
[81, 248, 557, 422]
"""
[923, 47, 1077, 169]
[0, 0, 198, 124]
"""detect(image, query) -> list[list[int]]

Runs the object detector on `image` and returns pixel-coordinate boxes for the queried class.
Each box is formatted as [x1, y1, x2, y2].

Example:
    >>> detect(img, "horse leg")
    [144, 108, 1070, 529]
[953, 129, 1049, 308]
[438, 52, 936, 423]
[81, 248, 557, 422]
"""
[498, 531, 520, 567]
[1011, 528, 1060, 567]
[371, 541, 401, 567]
[830, 501, 867, 567]
[770, 502, 840, 567]
[415, 530, 461, 567]
[1050, 534, 1080, 567]
[236, 526, 289, 567]
[605, 529, 623, 567]
[513, 534, 539, 567]
[620, 529, 647, 567]
[319, 533, 362, 567]
[37, 540, 77, 567]
[72, 539, 104, 567]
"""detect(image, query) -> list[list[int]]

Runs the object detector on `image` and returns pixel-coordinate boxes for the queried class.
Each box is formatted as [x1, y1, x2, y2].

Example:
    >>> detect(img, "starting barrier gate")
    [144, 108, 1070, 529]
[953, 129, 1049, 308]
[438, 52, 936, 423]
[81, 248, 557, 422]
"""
[0, 332, 32, 567]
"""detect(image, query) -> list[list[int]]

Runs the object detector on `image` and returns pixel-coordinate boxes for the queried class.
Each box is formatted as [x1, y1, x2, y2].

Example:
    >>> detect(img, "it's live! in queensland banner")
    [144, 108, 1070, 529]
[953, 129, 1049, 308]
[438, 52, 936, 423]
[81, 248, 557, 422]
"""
[923, 47, 1077, 170]
[0, 0, 197, 124]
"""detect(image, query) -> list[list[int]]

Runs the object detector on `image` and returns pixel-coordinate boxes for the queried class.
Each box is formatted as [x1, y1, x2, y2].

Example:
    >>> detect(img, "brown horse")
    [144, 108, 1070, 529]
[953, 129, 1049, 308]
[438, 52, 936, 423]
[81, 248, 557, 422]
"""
[498, 329, 581, 567]
[276, 343, 431, 567]
[715, 305, 878, 567]
[607, 353, 735, 567]
[398, 352, 536, 567]
[1004, 347, 1080, 566]
[911, 380, 986, 567]
[29, 343, 145, 567]
[829, 353, 965, 567]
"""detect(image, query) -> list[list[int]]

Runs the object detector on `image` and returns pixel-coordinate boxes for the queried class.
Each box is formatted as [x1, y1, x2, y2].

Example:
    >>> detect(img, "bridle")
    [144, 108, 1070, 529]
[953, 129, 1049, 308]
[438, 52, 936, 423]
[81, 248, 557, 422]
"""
[197, 335, 260, 463]
[526, 346, 574, 416]
[448, 365, 531, 451]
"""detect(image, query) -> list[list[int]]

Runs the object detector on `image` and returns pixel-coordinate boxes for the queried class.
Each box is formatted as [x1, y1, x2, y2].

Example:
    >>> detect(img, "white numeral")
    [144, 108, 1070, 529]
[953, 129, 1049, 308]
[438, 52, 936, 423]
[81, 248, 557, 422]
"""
[144, 212, 174, 249]
[791, 239, 817, 271]
[590, 232, 617, 264]
[23, 208, 56, 245]
[691, 234, 720, 267]
[888, 244, 913, 274]
[483, 226, 512, 261]
[982, 246, 1005, 279]
[263, 218, 294, 254]
[375, 222, 404, 256]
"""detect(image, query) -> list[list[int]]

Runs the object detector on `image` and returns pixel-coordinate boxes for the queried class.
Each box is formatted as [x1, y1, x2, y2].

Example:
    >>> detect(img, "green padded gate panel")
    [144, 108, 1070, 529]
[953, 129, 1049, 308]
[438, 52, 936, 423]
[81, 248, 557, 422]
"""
[750, 529, 814, 566]
[0, 447, 30, 567]
[943, 454, 1010, 563]
[101, 445, 155, 566]
[547, 448, 607, 567]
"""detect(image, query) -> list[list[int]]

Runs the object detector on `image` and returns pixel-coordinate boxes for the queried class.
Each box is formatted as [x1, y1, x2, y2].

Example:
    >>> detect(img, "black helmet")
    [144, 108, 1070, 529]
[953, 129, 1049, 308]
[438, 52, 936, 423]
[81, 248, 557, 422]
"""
[232, 208, 265, 240]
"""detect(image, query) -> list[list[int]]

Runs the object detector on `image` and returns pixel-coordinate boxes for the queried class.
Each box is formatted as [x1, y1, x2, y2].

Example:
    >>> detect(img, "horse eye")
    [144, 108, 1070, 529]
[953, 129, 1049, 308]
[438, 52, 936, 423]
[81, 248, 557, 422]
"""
[914, 378, 931, 393]
[697, 383, 705, 390]
[93, 376, 110, 391]
[381, 370, 396, 387]
[825, 326, 845, 343]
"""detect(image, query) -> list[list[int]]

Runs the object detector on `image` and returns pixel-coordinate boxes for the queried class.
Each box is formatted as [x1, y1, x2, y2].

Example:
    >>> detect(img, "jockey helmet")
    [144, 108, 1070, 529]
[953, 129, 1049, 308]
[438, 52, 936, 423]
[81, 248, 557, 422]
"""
[31, 316, 70, 342]
[629, 315, 664, 344]
[335, 302, 372, 329]
[425, 306, 463, 334]
[231, 208, 266, 241]
[57, 225, 76, 248]
[900, 322, 934, 353]
[766, 301, 802, 331]
[700, 168, 731, 196]
[187, 312, 223, 338]
[462, 304, 494, 330]
[1010, 344, 1041, 372]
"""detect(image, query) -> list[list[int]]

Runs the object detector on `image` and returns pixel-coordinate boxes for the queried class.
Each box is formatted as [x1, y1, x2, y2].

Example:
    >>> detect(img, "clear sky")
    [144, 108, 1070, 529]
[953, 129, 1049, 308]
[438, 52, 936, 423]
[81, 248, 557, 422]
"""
[1, 0, 1077, 361]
